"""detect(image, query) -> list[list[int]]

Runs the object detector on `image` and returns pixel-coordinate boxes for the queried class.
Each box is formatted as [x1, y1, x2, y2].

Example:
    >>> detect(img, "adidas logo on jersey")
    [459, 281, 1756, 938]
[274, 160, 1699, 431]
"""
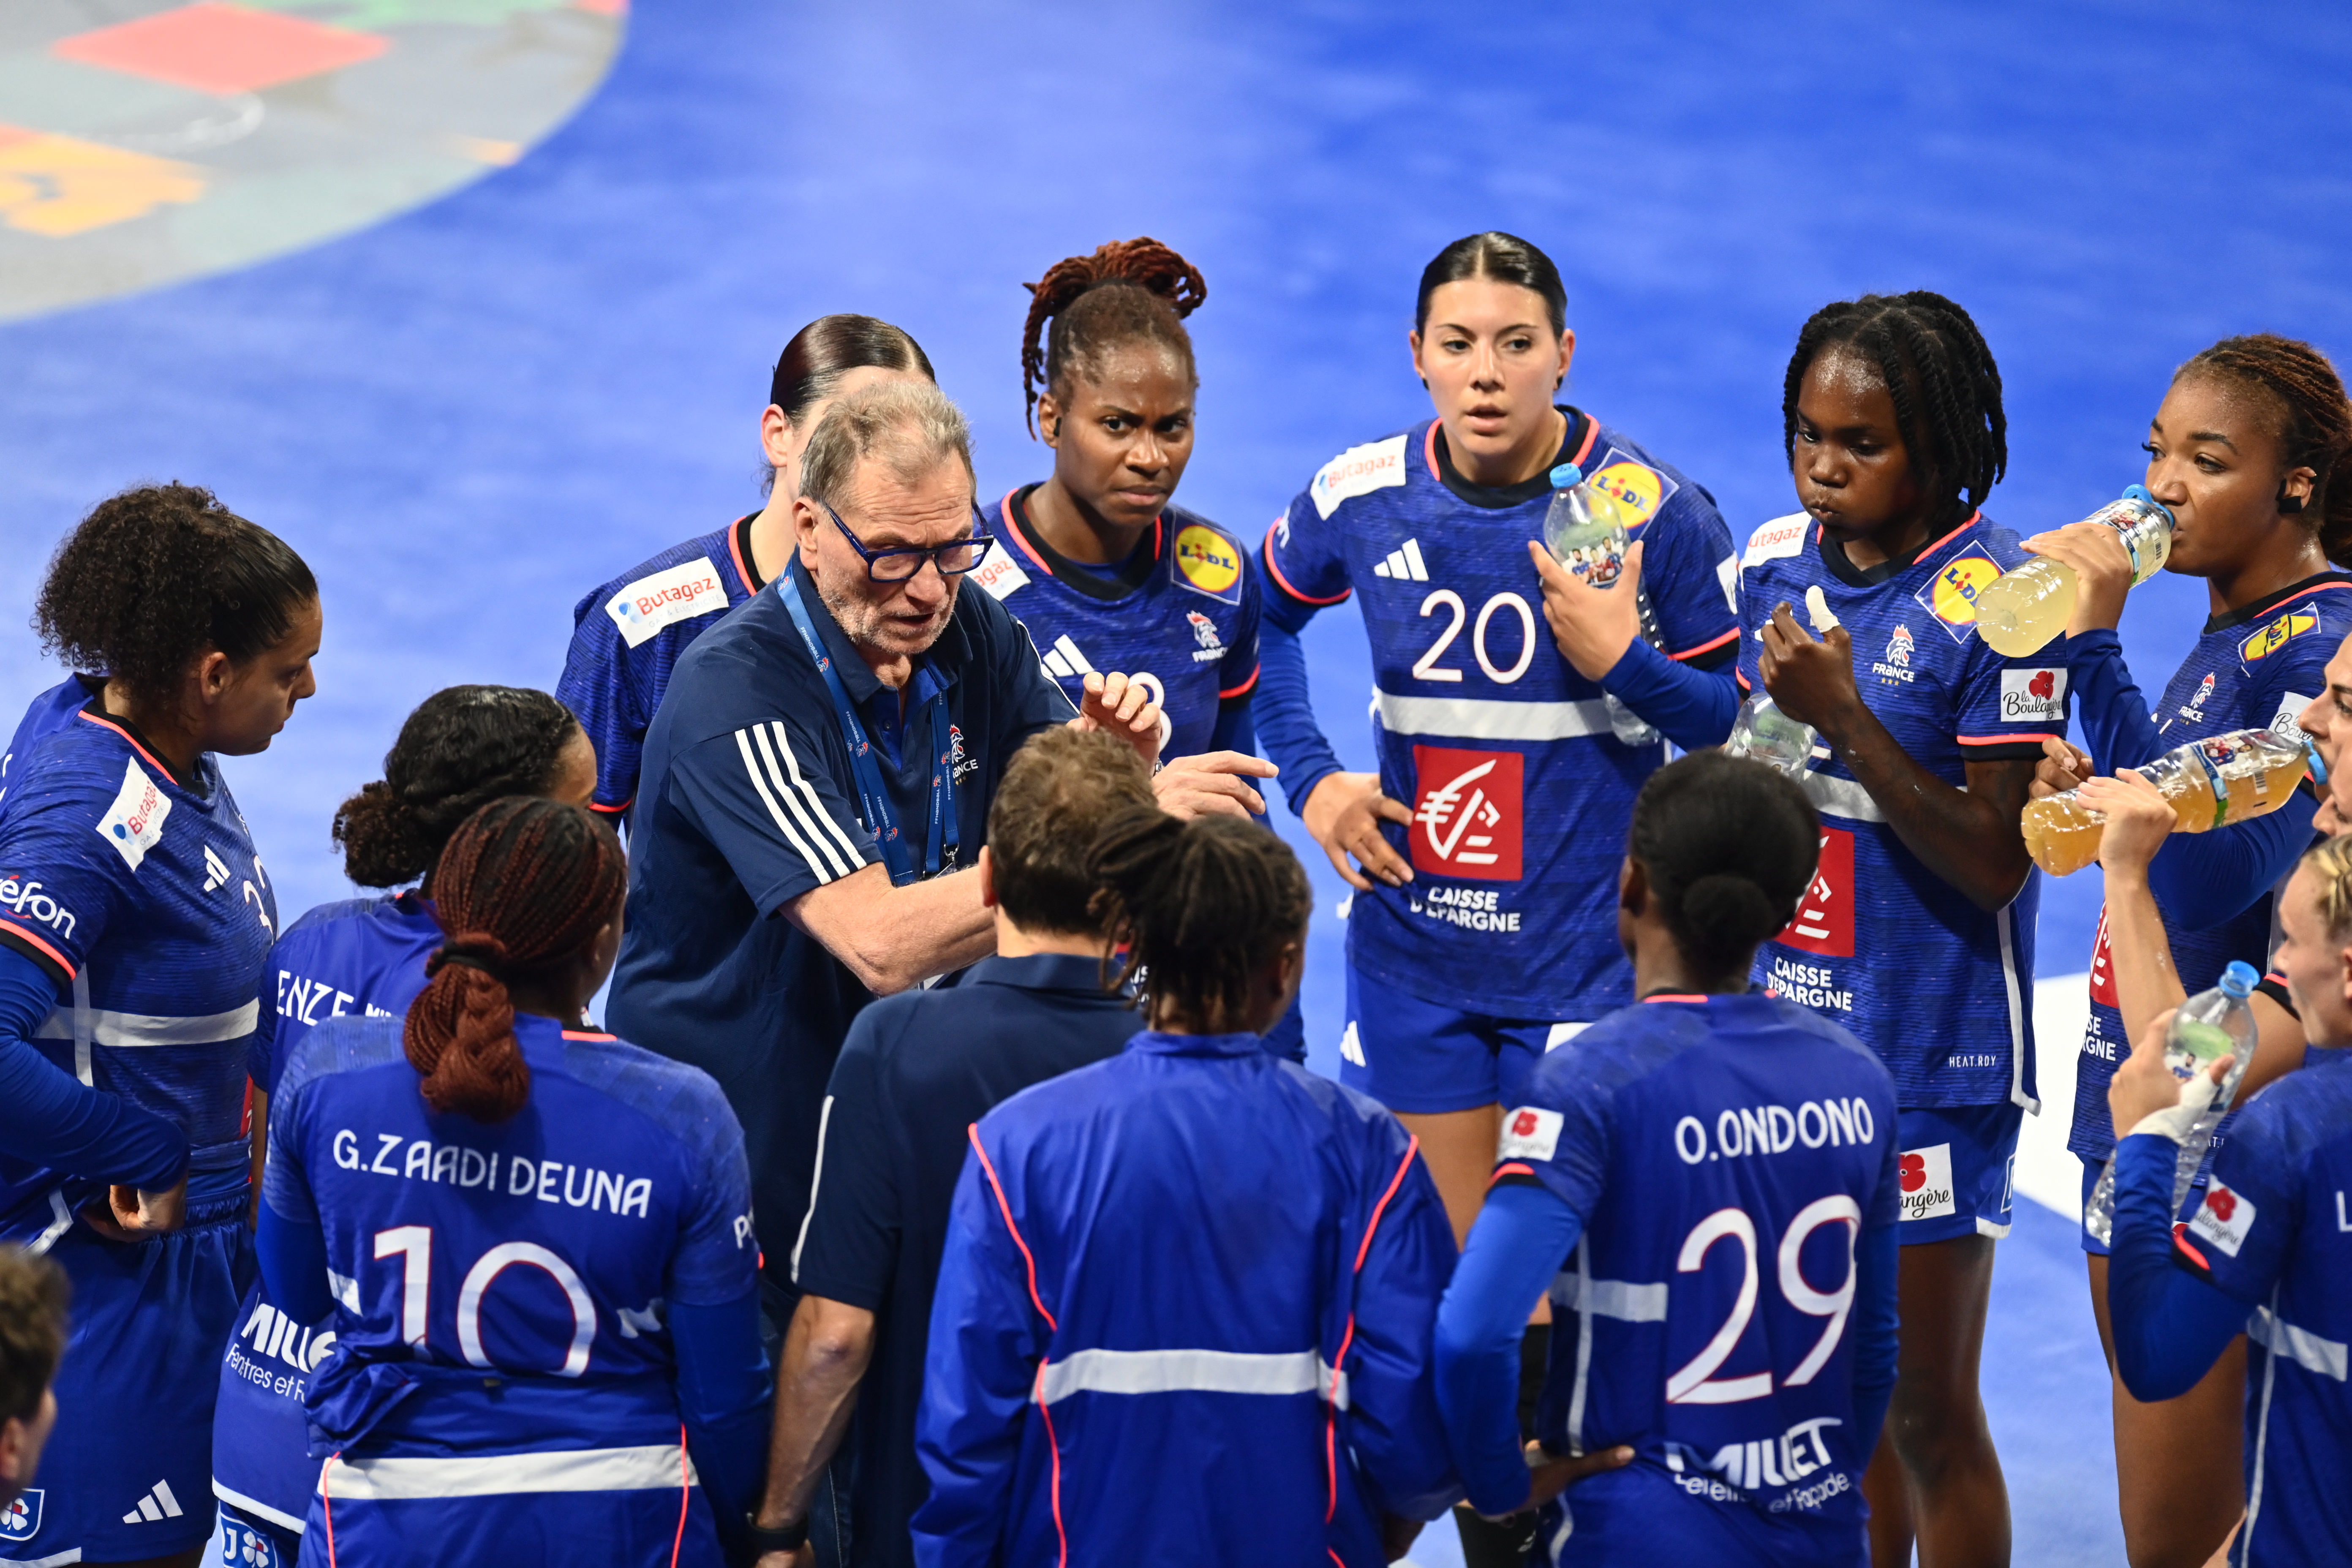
[1370, 539, 1430, 582]
[1339, 1021, 1365, 1066]
[202, 844, 231, 893]
[1039, 634, 1095, 680]
[121, 1478, 186, 1524]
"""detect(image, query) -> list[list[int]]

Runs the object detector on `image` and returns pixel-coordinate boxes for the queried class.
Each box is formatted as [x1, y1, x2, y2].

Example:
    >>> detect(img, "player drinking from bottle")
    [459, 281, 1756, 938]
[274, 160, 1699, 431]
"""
[2021, 333, 2352, 1566]
[1436, 751, 1900, 1566]
[256, 799, 767, 1565]
[1731, 293, 2064, 1568]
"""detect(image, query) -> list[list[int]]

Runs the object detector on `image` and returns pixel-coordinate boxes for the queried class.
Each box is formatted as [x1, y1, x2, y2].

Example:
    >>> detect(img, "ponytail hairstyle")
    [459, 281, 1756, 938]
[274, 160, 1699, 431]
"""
[33, 482, 317, 706]
[765, 315, 936, 494]
[403, 798, 626, 1122]
[1782, 291, 2007, 532]
[1414, 231, 1568, 336]
[1020, 237, 1206, 435]
[333, 686, 583, 889]
[2174, 334, 2352, 566]
[1087, 811, 1310, 1030]
[1627, 752, 1821, 980]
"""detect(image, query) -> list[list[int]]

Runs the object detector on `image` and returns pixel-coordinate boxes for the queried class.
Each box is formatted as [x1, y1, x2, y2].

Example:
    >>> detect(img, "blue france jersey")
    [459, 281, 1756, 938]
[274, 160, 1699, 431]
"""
[2072, 576, 2352, 1161]
[971, 490, 1260, 758]
[2165, 1046, 2352, 1566]
[1500, 993, 1897, 1532]
[1264, 413, 1740, 1018]
[0, 688, 278, 1241]
[1736, 513, 2067, 1108]
[264, 1013, 757, 1393]
[558, 516, 762, 817]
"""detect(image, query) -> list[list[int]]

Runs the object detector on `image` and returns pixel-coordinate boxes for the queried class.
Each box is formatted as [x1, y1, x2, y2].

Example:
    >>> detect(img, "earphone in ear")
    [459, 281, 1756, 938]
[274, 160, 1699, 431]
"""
[2280, 485, 2308, 515]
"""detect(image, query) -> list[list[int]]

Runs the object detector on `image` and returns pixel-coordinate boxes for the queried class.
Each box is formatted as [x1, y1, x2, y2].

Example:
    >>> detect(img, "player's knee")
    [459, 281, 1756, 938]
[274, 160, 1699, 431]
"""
[1884, 1374, 1990, 1477]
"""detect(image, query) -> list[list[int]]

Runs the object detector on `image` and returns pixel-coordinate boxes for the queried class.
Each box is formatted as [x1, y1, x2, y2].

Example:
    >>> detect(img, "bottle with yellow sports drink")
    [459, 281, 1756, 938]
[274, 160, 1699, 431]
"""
[1974, 485, 2175, 657]
[2020, 727, 2325, 876]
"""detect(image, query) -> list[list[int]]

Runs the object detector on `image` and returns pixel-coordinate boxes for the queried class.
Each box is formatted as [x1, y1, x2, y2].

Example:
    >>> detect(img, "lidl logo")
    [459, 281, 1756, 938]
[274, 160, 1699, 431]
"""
[1584, 448, 1678, 534]
[2241, 610, 2318, 664]
[1915, 547, 2003, 638]
[1174, 524, 1241, 596]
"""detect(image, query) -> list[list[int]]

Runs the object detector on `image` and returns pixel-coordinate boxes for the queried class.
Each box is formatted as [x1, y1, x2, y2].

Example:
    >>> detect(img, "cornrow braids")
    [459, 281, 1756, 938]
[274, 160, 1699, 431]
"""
[1020, 237, 1206, 435]
[403, 798, 626, 1122]
[1783, 291, 2008, 531]
[2176, 334, 2352, 566]
[1087, 810, 1310, 1032]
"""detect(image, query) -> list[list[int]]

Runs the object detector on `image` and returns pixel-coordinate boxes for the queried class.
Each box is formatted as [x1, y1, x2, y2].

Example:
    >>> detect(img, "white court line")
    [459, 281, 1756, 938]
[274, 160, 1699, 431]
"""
[2019, 972, 2091, 1223]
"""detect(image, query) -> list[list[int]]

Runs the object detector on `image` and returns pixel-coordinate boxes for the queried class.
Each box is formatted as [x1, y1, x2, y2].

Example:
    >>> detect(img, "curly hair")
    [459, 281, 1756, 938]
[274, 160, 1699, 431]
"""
[33, 483, 316, 706]
[1020, 237, 1206, 435]
[332, 686, 582, 889]
[2175, 333, 2352, 566]
[1782, 292, 2008, 532]
[1087, 811, 1310, 1031]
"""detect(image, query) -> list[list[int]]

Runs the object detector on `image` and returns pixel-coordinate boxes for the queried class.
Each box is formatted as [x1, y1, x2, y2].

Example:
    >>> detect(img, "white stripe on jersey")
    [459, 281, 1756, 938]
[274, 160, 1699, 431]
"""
[766, 721, 865, 871]
[2249, 1303, 2349, 1381]
[1034, 1348, 1345, 1407]
[319, 1443, 696, 1500]
[791, 1094, 833, 1279]
[1998, 905, 2038, 1114]
[35, 998, 258, 1049]
[1373, 691, 1612, 743]
[1549, 1271, 1669, 1322]
[733, 728, 839, 885]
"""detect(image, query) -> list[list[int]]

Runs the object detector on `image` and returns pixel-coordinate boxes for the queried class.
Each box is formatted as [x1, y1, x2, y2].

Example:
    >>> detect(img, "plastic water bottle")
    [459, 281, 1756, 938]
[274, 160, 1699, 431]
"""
[1974, 485, 2176, 658]
[2020, 728, 2325, 876]
[1542, 462, 1662, 746]
[2081, 961, 2259, 1245]
[1725, 586, 1836, 775]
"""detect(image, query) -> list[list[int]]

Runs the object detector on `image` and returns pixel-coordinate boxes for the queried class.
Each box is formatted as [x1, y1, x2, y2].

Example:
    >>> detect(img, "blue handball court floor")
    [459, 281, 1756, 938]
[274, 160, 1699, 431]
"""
[4, 3, 2350, 1561]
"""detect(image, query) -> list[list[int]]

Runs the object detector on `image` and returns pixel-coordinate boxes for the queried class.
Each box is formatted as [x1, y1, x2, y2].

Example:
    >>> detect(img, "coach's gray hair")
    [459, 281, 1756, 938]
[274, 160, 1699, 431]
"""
[800, 381, 975, 512]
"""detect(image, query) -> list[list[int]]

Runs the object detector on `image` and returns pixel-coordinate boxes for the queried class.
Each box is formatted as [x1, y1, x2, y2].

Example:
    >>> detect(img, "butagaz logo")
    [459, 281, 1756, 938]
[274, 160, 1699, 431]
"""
[1497, 1105, 1563, 1162]
[2189, 1180, 2257, 1258]
[1775, 829, 1854, 958]
[2179, 670, 2216, 722]
[202, 844, 231, 893]
[1871, 624, 1918, 685]
[1370, 537, 1430, 581]
[2000, 666, 2066, 721]
[1039, 634, 1095, 681]
[1, 1490, 39, 1542]
[121, 1478, 186, 1525]
[970, 539, 1031, 601]
[1309, 434, 1407, 519]
[1186, 610, 1225, 662]
[603, 557, 727, 648]
[0, 876, 75, 942]
[1897, 1142, 1957, 1222]
[1408, 746, 1523, 882]
[1742, 512, 1808, 568]
[96, 756, 172, 872]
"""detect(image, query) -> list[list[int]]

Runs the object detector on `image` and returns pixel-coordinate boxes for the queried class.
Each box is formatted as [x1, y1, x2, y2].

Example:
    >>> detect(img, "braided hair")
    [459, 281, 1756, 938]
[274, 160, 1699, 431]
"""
[403, 798, 626, 1122]
[1782, 292, 2007, 531]
[1087, 811, 1310, 1032]
[1627, 752, 1821, 980]
[1020, 237, 1206, 435]
[333, 686, 583, 889]
[2175, 334, 2352, 566]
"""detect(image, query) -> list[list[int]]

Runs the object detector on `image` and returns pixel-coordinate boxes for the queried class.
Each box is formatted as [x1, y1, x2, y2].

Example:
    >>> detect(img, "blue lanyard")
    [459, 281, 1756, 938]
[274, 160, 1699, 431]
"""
[778, 565, 958, 886]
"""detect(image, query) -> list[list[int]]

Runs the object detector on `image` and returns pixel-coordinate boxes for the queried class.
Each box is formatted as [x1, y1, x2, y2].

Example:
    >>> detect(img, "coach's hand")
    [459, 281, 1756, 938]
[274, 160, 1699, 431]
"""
[1526, 537, 1643, 681]
[1073, 671, 1164, 769]
[2033, 736, 2093, 799]
[1759, 601, 1863, 745]
[1516, 1440, 1634, 1515]
[1154, 751, 1277, 820]
[84, 1178, 188, 1242]
[1302, 772, 1414, 890]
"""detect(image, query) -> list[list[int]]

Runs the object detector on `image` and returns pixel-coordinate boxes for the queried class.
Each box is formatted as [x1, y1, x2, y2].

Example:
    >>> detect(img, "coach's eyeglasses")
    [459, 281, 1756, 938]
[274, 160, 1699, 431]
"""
[826, 502, 989, 583]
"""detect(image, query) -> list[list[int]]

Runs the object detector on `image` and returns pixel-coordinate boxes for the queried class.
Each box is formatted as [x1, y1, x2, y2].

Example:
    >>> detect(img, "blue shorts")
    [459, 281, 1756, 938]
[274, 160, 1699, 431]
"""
[2, 1200, 250, 1567]
[306, 1451, 721, 1567]
[1894, 1104, 2021, 1245]
[210, 1500, 301, 1565]
[1539, 1459, 1867, 1566]
[212, 1279, 333, 1540]
[1341, 962, 1588, 1115]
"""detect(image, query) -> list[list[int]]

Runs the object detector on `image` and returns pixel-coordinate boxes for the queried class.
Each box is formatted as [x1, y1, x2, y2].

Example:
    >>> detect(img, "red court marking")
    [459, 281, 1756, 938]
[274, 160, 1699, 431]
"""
[54, 3, 388, 96]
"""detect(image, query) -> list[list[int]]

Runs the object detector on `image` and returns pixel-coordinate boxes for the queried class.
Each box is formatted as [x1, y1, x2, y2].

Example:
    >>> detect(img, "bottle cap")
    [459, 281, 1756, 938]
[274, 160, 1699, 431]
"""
[2307, 736, 2330, 787]
[1550, 463, 1582, 488]
[2219, 960, 2259, 998]
[2121, 483, 2176, 525]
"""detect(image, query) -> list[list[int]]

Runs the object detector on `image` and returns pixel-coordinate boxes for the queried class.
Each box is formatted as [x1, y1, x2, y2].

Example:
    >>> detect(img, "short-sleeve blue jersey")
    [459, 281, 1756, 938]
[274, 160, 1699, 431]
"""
[1497, 993, 1898, 1541]
[971, 488, 1260, 758]
[557, 516, 762, 818]
[1735, 513, 2067, 1109]
[2165, 1045, 2352, 1566]
[0, 685, 278, 1243]
[2072, 576, 2352, 1162]
[264, 1013, 758, 1414]
[1261, 412, 1740, 1019]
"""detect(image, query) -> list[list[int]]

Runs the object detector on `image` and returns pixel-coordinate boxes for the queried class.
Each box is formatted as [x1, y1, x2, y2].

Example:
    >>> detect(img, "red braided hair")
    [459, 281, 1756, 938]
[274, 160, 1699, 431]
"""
[403, 797, 626, 1122]
[2178, 333, 2352, 566]
[1020, 237, 1207, 435]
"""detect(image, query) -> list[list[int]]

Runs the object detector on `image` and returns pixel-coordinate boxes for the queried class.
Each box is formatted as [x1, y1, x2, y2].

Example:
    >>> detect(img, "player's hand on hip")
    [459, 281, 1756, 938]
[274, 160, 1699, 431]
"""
[1073, 671, 1164, 769]
[1759, 601, 1862, 741]
[1301, 771, 1414, 890]
[1516, 1440, 1634, 1516]
[1152, 751, 1277, 820]
[1525, 537, 1642, 681]
[2021, 521, 2134, 637]
[84, 1178, 188, 1242]
[2032, 736, 2093, 798]
[2081, 768, 2175, 876]
[751, 1548, 814, 1568]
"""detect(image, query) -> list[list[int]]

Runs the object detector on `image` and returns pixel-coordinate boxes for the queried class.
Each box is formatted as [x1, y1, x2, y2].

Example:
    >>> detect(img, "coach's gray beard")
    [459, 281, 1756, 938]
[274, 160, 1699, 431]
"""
[814, 570, 956, 666]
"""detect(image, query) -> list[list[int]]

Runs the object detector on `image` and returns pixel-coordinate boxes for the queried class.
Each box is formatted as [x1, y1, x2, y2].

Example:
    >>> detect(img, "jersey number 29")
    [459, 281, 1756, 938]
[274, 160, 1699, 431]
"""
[1666, 1196, 1861, 1405]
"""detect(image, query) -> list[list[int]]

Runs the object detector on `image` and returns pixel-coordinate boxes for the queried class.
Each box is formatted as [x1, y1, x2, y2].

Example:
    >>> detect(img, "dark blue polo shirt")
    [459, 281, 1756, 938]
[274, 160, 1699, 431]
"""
[792, 953, 1143, 1568]
[608, 565, 1075, 1282]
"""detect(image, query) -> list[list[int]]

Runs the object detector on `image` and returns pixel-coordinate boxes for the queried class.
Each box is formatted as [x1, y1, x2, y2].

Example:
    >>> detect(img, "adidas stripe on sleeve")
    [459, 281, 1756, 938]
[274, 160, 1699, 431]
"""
[672, 716, 881, 910]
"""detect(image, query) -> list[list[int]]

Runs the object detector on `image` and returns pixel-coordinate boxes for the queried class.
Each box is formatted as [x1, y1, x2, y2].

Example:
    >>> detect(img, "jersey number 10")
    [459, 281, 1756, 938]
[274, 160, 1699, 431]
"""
[374, 1225, 599, 1377]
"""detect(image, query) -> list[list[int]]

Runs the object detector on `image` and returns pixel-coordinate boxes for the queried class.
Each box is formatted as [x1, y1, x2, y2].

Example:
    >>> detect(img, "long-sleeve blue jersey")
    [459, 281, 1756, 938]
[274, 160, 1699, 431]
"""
[913, 1028, 1460, 1567]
